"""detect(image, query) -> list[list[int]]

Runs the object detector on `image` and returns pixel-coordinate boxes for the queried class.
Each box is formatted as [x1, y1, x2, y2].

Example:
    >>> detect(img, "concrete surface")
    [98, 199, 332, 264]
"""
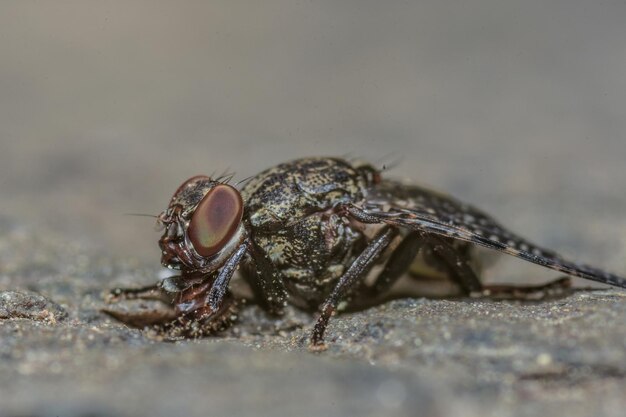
[1, 2, 626, 417]
[0, 226, 625, 417]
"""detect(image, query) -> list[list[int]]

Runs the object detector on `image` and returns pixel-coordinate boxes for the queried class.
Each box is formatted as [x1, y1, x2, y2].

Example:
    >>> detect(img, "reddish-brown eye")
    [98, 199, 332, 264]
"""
[187, 184, 244, 257]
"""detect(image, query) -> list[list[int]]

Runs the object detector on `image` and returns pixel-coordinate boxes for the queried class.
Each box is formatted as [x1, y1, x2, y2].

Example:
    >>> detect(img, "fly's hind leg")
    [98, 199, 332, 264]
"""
[423, 234, 572, 300]
[479, 277, 572, 301]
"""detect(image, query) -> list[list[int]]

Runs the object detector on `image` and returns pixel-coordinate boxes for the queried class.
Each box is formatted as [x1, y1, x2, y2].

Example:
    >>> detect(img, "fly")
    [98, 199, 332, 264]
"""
[104, 157, 626, 350]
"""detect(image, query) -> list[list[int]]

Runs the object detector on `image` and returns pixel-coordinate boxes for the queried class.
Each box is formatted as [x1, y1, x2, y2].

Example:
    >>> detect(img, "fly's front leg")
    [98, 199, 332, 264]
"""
[178, 242, 248, 319]
[103, 275, 212, 329]
[310, 226, 398, 350]
[104, 244, 248, 333]
[102, 282, 179, 328]
[107, 283, 167, 303]
[106, 271, 209, 304]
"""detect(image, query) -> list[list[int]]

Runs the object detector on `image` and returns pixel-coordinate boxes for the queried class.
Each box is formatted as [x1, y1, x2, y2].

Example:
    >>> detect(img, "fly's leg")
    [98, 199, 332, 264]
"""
[107, 284, 167, 303]
[106, 271, 209, 304]
[168, 296, 239, 338]
[310, 226, 398, 350]
[345, 232, 427, 310]
[340, 204, 429, 297]
[102, 282, 179, 328]
[103, 274, 204, 327]
[103, 244, 248, 333]
[479, 277, 572, 300]
[206, 243, 248, 312]
[370, 232, 424, 295]
[176, 243, 248, 318]
[423, 235, 483, 293]
[423, 234, 572, 300]
[104, 273, 239, 335]
[102, 305, 180, 328]
[102, 279, 209, 329]
[346, 204, 573, 300]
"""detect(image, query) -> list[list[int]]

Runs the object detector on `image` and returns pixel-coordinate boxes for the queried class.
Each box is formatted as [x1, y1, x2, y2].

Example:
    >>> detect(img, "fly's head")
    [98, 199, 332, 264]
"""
[156, 175, 246, 273]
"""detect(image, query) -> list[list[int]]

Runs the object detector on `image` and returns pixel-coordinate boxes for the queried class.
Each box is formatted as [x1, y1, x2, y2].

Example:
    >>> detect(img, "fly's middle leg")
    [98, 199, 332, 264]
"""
[309, 226, 398, 350]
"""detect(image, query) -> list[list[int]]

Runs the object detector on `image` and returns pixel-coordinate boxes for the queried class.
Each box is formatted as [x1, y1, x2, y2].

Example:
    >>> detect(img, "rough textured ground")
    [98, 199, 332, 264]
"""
[2, 2, 626, 416]
[1, 224, 625, 417]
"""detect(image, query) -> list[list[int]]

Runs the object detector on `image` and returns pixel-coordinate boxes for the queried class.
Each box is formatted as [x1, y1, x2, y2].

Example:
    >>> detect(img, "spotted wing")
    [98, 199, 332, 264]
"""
[360, 180, 626, 289]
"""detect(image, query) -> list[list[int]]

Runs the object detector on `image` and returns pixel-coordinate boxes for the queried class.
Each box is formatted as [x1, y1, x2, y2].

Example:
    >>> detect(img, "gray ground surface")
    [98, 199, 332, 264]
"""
[1, 221, 625, 417]
[2, 2, 626, 417]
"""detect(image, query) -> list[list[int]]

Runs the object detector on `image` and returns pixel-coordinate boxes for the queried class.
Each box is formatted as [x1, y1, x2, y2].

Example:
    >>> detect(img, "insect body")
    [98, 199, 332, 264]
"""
[107, 157, 626, 348]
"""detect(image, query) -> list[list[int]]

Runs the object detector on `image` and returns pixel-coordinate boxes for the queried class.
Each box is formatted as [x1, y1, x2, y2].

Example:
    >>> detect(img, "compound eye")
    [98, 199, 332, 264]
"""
[188, 184, 244, 257]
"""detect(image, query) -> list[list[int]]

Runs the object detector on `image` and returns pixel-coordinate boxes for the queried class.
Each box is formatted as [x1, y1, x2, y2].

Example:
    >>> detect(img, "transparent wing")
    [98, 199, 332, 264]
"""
[360, 180, 626, 289]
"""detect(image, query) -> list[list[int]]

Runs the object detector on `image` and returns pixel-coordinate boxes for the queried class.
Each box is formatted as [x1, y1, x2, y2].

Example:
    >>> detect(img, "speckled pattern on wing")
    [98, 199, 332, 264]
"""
[360, 180, 626, 288]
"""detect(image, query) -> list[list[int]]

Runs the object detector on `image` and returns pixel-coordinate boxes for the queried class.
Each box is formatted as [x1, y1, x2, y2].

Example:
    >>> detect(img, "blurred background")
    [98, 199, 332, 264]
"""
[1, 0, 625, 277]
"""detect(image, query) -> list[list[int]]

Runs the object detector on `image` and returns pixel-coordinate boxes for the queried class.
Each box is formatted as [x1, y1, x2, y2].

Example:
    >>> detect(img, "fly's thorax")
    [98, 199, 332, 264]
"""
[241, 157, 378, 229]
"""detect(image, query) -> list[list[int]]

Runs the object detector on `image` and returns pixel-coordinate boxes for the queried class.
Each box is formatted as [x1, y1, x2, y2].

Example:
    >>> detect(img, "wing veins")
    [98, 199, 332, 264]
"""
[362, 180, 626, 289]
